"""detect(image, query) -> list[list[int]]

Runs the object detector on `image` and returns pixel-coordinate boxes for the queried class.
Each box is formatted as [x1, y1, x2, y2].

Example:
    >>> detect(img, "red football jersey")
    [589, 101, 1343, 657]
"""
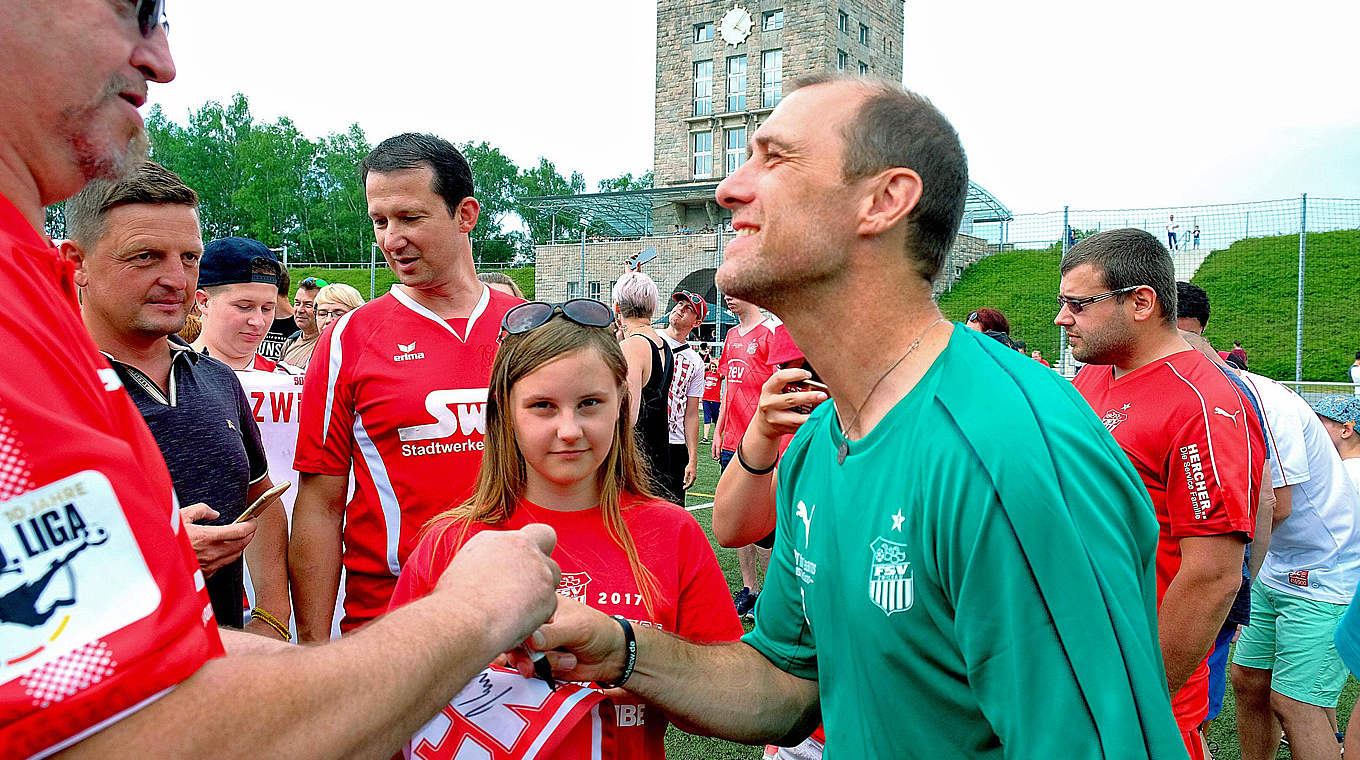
[0, 195, 222, 757]
[702, 371, 721, 403]
[391, 494, 743, 758]
[294, 285, 519, 629]
[1074, 349, 1261, 728]
[717, 320, 778, 452]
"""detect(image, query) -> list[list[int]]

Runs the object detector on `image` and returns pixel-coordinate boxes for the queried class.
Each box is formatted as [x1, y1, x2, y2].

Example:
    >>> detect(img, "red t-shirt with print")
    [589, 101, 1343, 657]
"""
[1074, 349, 1262, 729]
[391, 493, 742, 758]
[0, 194, 222, 757]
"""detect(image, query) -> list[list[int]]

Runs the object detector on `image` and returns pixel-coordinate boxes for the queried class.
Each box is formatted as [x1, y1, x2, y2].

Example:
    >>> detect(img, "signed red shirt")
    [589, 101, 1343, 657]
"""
[1074, 349, 1261, 728]
[391, 494, 742, 758]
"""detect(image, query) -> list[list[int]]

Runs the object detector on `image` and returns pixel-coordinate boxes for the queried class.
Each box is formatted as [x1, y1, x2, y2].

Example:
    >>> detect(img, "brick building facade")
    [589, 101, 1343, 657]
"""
[530, 1, 1005, 315]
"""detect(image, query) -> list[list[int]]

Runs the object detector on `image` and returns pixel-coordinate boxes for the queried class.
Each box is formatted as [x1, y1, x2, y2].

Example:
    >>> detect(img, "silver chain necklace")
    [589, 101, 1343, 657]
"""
[835, 317, 947, 465]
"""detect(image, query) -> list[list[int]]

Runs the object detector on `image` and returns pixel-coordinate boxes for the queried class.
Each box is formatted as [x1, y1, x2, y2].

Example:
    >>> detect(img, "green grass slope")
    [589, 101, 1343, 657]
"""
[284, 265, 536, 301]
[1194, 229, 1360, 381]
[937, 248, 1062, 359]
[936, 229, 1359, 381]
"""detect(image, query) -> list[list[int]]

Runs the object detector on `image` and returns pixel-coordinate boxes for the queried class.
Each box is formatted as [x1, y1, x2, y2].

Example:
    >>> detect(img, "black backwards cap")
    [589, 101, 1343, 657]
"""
[199, 237, 282, 288]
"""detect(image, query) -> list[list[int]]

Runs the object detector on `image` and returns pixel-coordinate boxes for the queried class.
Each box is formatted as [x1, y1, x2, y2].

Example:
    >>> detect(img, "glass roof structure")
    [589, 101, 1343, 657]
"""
[519, 181, 1011, 240]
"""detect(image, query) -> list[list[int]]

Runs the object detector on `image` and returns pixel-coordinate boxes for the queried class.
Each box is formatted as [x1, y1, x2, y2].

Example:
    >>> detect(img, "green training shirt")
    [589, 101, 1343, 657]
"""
[744, 326, 1186, 759]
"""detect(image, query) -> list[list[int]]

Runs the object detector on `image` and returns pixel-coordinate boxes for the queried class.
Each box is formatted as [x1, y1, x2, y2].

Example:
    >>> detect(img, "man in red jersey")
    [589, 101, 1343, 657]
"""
[0, 4, 561, 757]
[291, 133, 524, 640]
[1057, 227, 1264, 760]
[710, 293, 779, 616]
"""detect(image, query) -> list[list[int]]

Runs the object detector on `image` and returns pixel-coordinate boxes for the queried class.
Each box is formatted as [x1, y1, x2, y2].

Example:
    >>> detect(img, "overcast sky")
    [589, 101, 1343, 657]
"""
[146, 0, 1360, 213]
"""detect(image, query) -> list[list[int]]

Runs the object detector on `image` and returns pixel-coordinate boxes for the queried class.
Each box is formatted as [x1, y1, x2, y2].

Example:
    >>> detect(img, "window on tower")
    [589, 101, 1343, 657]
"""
[693, 131, 713, 178]
[859, 23, 870, 45]
[695, 22, 714, 43]
[694, 60, 713, 116]
[837, 49, 848, 71]
[762, 9, 783, 30]
[727, 55, 747, 112]
[761, 49, 783, 108]
[726, 127, 747, 174]
[838, 10, 849, 33]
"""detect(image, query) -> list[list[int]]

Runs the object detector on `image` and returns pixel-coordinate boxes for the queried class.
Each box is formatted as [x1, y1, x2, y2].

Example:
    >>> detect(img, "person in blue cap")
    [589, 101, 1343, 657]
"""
[1331, 393, 1360, 756]
[192, 236, 297, 374]
[1313, 395, 1360, 493]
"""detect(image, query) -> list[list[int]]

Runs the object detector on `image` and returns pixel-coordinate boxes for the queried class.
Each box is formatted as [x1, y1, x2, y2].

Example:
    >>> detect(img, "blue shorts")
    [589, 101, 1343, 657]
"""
[719, 448, 734, 472]
[703, 400, 720, 424]
[1204, 623, 1237, 722]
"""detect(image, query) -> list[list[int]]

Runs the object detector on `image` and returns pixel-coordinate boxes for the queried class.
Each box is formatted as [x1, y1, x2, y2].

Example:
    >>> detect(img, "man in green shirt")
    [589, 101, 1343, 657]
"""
[515, 73, 1185, 758]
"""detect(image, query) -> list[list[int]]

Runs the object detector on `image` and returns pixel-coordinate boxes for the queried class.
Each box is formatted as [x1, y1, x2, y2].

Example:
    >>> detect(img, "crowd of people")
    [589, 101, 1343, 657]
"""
[5, 5, 1360, 760]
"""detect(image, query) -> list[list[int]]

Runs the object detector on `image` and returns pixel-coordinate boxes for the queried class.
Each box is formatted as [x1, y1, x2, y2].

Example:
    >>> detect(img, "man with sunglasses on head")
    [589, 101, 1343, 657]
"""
[0, 4, 562, 757]
[1057, 228, 1265, 760]
[292, 133, 525, 642]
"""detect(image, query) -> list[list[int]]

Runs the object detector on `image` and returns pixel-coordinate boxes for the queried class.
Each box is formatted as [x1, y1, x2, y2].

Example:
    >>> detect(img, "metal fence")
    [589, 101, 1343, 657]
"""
[986, 195, 1360, 383]
[529, 194, 1359, 384]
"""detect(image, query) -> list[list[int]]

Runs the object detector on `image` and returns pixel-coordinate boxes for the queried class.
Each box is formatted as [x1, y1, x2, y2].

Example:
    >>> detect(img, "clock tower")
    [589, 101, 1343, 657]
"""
[651, 1, 905, 229]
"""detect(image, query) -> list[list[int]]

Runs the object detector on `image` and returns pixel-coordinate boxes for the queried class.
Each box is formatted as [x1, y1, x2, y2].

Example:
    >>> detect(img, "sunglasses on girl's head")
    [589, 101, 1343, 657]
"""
[501, 299, 615, 335]
[138, 0, 169, 37]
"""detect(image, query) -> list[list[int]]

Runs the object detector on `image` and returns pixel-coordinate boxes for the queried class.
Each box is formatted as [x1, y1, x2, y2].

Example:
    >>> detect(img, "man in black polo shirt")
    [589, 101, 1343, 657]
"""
[62, 160, 290, 638]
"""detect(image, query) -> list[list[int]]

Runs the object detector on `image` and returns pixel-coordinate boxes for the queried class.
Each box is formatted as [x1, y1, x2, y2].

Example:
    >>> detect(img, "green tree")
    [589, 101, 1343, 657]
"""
[148, 93, 376, 263]
[515, 157, 587, 246]
[308, 125, 373, 262]
[595, 170, 654, 193]
[45, 204, 67, 240]
[460, 141, 522, 264]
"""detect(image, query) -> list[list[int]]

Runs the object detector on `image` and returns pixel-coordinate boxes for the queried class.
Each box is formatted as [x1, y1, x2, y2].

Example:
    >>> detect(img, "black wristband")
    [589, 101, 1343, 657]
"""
[599, 615, 638, 689]
[736, 441, 778, 475]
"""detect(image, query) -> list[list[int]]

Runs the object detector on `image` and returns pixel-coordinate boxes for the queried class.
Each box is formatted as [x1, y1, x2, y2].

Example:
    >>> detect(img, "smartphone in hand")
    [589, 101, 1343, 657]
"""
[233, 481, 290, 524]
[782, 379, 829, 415]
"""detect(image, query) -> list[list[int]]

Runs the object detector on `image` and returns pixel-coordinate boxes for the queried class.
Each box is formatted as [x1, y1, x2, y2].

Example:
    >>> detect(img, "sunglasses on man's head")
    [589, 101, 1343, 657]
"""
[300, 277, 329, 289]
[138, 0, 168, 37]
[501, 299, 615, 336]
[1055, 285, 1145, 315]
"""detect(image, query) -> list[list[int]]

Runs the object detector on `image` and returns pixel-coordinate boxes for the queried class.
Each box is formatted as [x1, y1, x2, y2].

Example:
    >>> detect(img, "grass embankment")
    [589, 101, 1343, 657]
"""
[284, 265, 536, 301]
[937, 247, 1062, 359]
[1194, 229, 1359, 380]
[938, 229, 1360, 381]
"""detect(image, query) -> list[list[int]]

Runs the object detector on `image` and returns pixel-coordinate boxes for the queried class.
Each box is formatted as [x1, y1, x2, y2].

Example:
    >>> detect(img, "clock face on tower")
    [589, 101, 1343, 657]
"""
[718, 6, 753, 46]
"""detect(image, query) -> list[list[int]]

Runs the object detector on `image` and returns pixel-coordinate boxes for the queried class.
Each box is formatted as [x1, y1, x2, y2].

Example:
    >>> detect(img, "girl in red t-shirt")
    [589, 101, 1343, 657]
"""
[702, 359, 722, 442]
[391, 304, 741, 759]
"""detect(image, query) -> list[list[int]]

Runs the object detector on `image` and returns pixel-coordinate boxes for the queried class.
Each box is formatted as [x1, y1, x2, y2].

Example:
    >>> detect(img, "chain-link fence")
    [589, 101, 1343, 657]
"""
[926, 194, 1358, 384]
[318, 194, 1357, 385]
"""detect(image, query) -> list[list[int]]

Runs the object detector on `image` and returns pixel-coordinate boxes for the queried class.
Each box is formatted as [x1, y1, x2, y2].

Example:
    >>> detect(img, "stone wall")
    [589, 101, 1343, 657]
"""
[933, 232, 990, 295]
[534, 228, 993, 306]
[654, 1, 905, 189]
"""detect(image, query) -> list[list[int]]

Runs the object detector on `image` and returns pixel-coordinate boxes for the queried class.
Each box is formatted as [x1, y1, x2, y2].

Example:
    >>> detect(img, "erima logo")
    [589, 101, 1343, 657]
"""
[394, 341, 424, 362]
[1214, 407, 1242, 424]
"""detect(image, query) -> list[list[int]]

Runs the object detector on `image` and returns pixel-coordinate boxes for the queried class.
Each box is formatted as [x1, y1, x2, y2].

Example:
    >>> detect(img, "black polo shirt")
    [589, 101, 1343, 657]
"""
[104, 335, 269, 628]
